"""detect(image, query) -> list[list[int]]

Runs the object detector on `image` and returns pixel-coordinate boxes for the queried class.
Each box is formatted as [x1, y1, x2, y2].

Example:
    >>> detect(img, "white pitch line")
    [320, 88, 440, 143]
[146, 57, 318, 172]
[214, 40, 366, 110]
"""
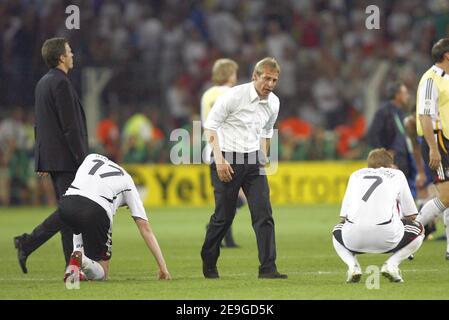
[0, 278, 60, 281]
[0, 268, 441, 282]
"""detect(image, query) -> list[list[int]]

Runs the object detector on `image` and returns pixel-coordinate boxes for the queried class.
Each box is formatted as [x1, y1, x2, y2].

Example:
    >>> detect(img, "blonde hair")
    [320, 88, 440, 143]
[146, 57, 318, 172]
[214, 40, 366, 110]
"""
[367, 148, 394, 169]
[212, 59, 238, 85]
[253, 57, 281, 76]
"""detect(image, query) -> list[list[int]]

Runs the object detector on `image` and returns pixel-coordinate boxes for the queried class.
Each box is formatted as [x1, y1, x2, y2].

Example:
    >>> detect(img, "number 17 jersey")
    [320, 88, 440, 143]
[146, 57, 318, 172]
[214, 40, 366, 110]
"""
[340, 167, 417, 226]
[64, 154, 148, 223]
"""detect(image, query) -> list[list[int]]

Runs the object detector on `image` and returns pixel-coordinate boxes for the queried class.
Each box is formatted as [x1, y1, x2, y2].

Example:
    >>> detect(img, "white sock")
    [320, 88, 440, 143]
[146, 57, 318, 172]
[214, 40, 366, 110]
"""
[333, 236, 359, 270]
[444, 209, 449, 253]
[416, 198, 446, 226]
[73, 233, 84, 253]
[386, 234, 424, 268]
[81, 254, 105, 280]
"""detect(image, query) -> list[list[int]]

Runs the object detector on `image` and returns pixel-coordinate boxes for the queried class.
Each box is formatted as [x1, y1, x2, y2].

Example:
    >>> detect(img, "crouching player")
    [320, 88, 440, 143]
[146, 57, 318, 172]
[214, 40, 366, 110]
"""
[58, 153, 171, 282]
[332, 148, 424, 283]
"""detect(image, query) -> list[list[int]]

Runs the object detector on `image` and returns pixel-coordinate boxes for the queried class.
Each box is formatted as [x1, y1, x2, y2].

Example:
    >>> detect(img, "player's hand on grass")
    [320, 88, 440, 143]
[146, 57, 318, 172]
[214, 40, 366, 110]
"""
[158, 270, 171, 280]
[216, 158, 234, 182]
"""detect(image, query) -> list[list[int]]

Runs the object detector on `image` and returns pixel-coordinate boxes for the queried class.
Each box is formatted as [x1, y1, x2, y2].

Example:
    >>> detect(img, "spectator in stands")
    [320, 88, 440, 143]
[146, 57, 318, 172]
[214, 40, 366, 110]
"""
[96, 111, 121, 163]
[0, 107, 27, 205]
[0, 1, 446, 166]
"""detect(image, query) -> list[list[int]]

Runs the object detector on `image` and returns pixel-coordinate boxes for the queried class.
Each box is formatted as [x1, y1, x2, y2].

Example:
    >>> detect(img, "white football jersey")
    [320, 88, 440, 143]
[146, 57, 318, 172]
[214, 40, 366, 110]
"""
[340, 167, 417, 226]
[64, 154, 148, 223]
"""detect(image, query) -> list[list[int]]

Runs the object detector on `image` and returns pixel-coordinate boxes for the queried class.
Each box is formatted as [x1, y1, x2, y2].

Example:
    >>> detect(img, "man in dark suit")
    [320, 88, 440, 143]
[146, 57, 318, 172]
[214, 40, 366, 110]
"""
[366, 82, 425, 197]
[13, 37, 88, 273]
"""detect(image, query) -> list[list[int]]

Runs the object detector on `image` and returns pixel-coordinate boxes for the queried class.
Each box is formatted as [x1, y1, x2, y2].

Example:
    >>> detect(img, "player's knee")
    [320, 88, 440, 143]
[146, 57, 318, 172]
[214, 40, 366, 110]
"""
[439, 194, 449, 207]
[437, 183, 449, 207]
[252, 215, 274, 228]
[223, 217, 234, 226]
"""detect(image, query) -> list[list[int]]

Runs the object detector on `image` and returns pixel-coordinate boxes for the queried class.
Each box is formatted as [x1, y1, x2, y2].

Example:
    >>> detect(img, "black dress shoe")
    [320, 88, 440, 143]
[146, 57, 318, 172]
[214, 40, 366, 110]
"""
[203, 264, 219, 279]
[258, 271, 288, 279]
[14, 235, 28, 274]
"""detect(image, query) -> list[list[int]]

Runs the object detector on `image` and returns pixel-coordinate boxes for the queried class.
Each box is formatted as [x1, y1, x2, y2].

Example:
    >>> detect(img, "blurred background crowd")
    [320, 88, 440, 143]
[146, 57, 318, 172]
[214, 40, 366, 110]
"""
[0, 0, 449, 205]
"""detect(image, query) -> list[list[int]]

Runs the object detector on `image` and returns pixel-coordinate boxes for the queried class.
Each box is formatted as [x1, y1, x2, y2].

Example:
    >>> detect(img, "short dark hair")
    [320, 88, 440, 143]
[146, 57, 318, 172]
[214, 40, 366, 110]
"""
[41, 37, 68, 68]
[386, 81, 403, 100]
[431, 38, 449, 63]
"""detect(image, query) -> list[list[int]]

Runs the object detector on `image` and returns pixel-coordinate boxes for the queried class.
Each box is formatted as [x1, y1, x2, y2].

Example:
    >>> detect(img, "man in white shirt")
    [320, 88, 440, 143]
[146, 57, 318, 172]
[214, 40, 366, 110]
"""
[201, 57, 287, 279]
[57, 154, 171, 281]
[333, 148, 424, 283]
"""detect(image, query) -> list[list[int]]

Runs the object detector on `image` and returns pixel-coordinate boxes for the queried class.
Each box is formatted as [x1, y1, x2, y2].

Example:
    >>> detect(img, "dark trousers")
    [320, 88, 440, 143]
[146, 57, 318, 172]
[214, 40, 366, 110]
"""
[21, 172, 75, 265]
[59, 195, 112, 262]
[201, 152, 277, 273]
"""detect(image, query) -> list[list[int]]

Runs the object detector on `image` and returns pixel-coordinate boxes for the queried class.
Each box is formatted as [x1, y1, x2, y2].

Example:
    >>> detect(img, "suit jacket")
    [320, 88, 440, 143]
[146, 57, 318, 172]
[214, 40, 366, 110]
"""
[366, 101, 412, 177]
[34, 68, 88, 172]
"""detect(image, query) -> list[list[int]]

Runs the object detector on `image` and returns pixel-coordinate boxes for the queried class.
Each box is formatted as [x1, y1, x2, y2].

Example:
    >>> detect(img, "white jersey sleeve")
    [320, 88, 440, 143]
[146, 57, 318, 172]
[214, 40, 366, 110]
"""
[397, 171, 418, 217]
[339, 173, 355, 219]
[417, 77, 439, 117]
[123, 174, 148, 221]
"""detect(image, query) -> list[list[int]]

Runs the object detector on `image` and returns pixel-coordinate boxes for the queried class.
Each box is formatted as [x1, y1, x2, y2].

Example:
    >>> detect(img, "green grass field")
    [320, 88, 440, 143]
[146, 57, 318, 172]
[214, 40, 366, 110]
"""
[1, 205, 449, 300]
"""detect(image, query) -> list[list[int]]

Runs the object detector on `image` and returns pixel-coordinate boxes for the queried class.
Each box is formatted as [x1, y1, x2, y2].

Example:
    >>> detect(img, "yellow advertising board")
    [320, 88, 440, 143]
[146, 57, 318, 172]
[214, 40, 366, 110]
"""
[124, 161, 366, 207]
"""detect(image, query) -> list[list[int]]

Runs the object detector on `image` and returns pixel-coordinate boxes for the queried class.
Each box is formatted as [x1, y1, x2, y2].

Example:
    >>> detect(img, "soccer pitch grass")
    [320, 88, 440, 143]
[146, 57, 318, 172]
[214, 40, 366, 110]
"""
[1, 205, 449, 300]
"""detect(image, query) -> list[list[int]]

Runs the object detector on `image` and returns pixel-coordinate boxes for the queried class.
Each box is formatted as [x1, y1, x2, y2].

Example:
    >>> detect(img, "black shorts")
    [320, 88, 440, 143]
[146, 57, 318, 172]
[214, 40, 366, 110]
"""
[332, 220, 423, 254]
[421, 130, 449, 183]
[59, 195, 112, 261]
[385, 220, 423, 253]
[332, 223, 362, 254]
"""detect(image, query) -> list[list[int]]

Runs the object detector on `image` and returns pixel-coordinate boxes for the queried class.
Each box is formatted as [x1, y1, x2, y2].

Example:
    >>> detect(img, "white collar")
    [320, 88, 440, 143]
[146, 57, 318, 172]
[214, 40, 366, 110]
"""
[250, 82, 269, 104]
[431, 65, 449, 79]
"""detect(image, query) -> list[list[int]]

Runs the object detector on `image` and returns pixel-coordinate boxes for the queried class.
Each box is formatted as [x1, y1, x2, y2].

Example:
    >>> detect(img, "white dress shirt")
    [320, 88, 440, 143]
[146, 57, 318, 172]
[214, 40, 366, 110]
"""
[204, 82, 280, 153]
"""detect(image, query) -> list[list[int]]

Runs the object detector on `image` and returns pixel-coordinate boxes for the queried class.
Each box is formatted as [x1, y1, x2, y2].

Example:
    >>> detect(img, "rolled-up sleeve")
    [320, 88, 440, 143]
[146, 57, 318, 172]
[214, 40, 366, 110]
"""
[261, 98, 279, 138]
[204, 94, 230, 131]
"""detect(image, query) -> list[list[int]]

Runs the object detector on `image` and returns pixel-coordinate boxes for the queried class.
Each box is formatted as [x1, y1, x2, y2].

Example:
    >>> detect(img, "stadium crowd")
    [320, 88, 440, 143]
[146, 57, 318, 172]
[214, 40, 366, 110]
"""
[0, 0, 448, 205]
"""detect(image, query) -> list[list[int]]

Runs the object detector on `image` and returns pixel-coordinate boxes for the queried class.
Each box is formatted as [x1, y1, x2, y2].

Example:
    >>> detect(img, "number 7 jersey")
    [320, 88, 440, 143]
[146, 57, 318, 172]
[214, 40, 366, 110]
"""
[340, 167, 417, 226]
[64, 153, 148, 223]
